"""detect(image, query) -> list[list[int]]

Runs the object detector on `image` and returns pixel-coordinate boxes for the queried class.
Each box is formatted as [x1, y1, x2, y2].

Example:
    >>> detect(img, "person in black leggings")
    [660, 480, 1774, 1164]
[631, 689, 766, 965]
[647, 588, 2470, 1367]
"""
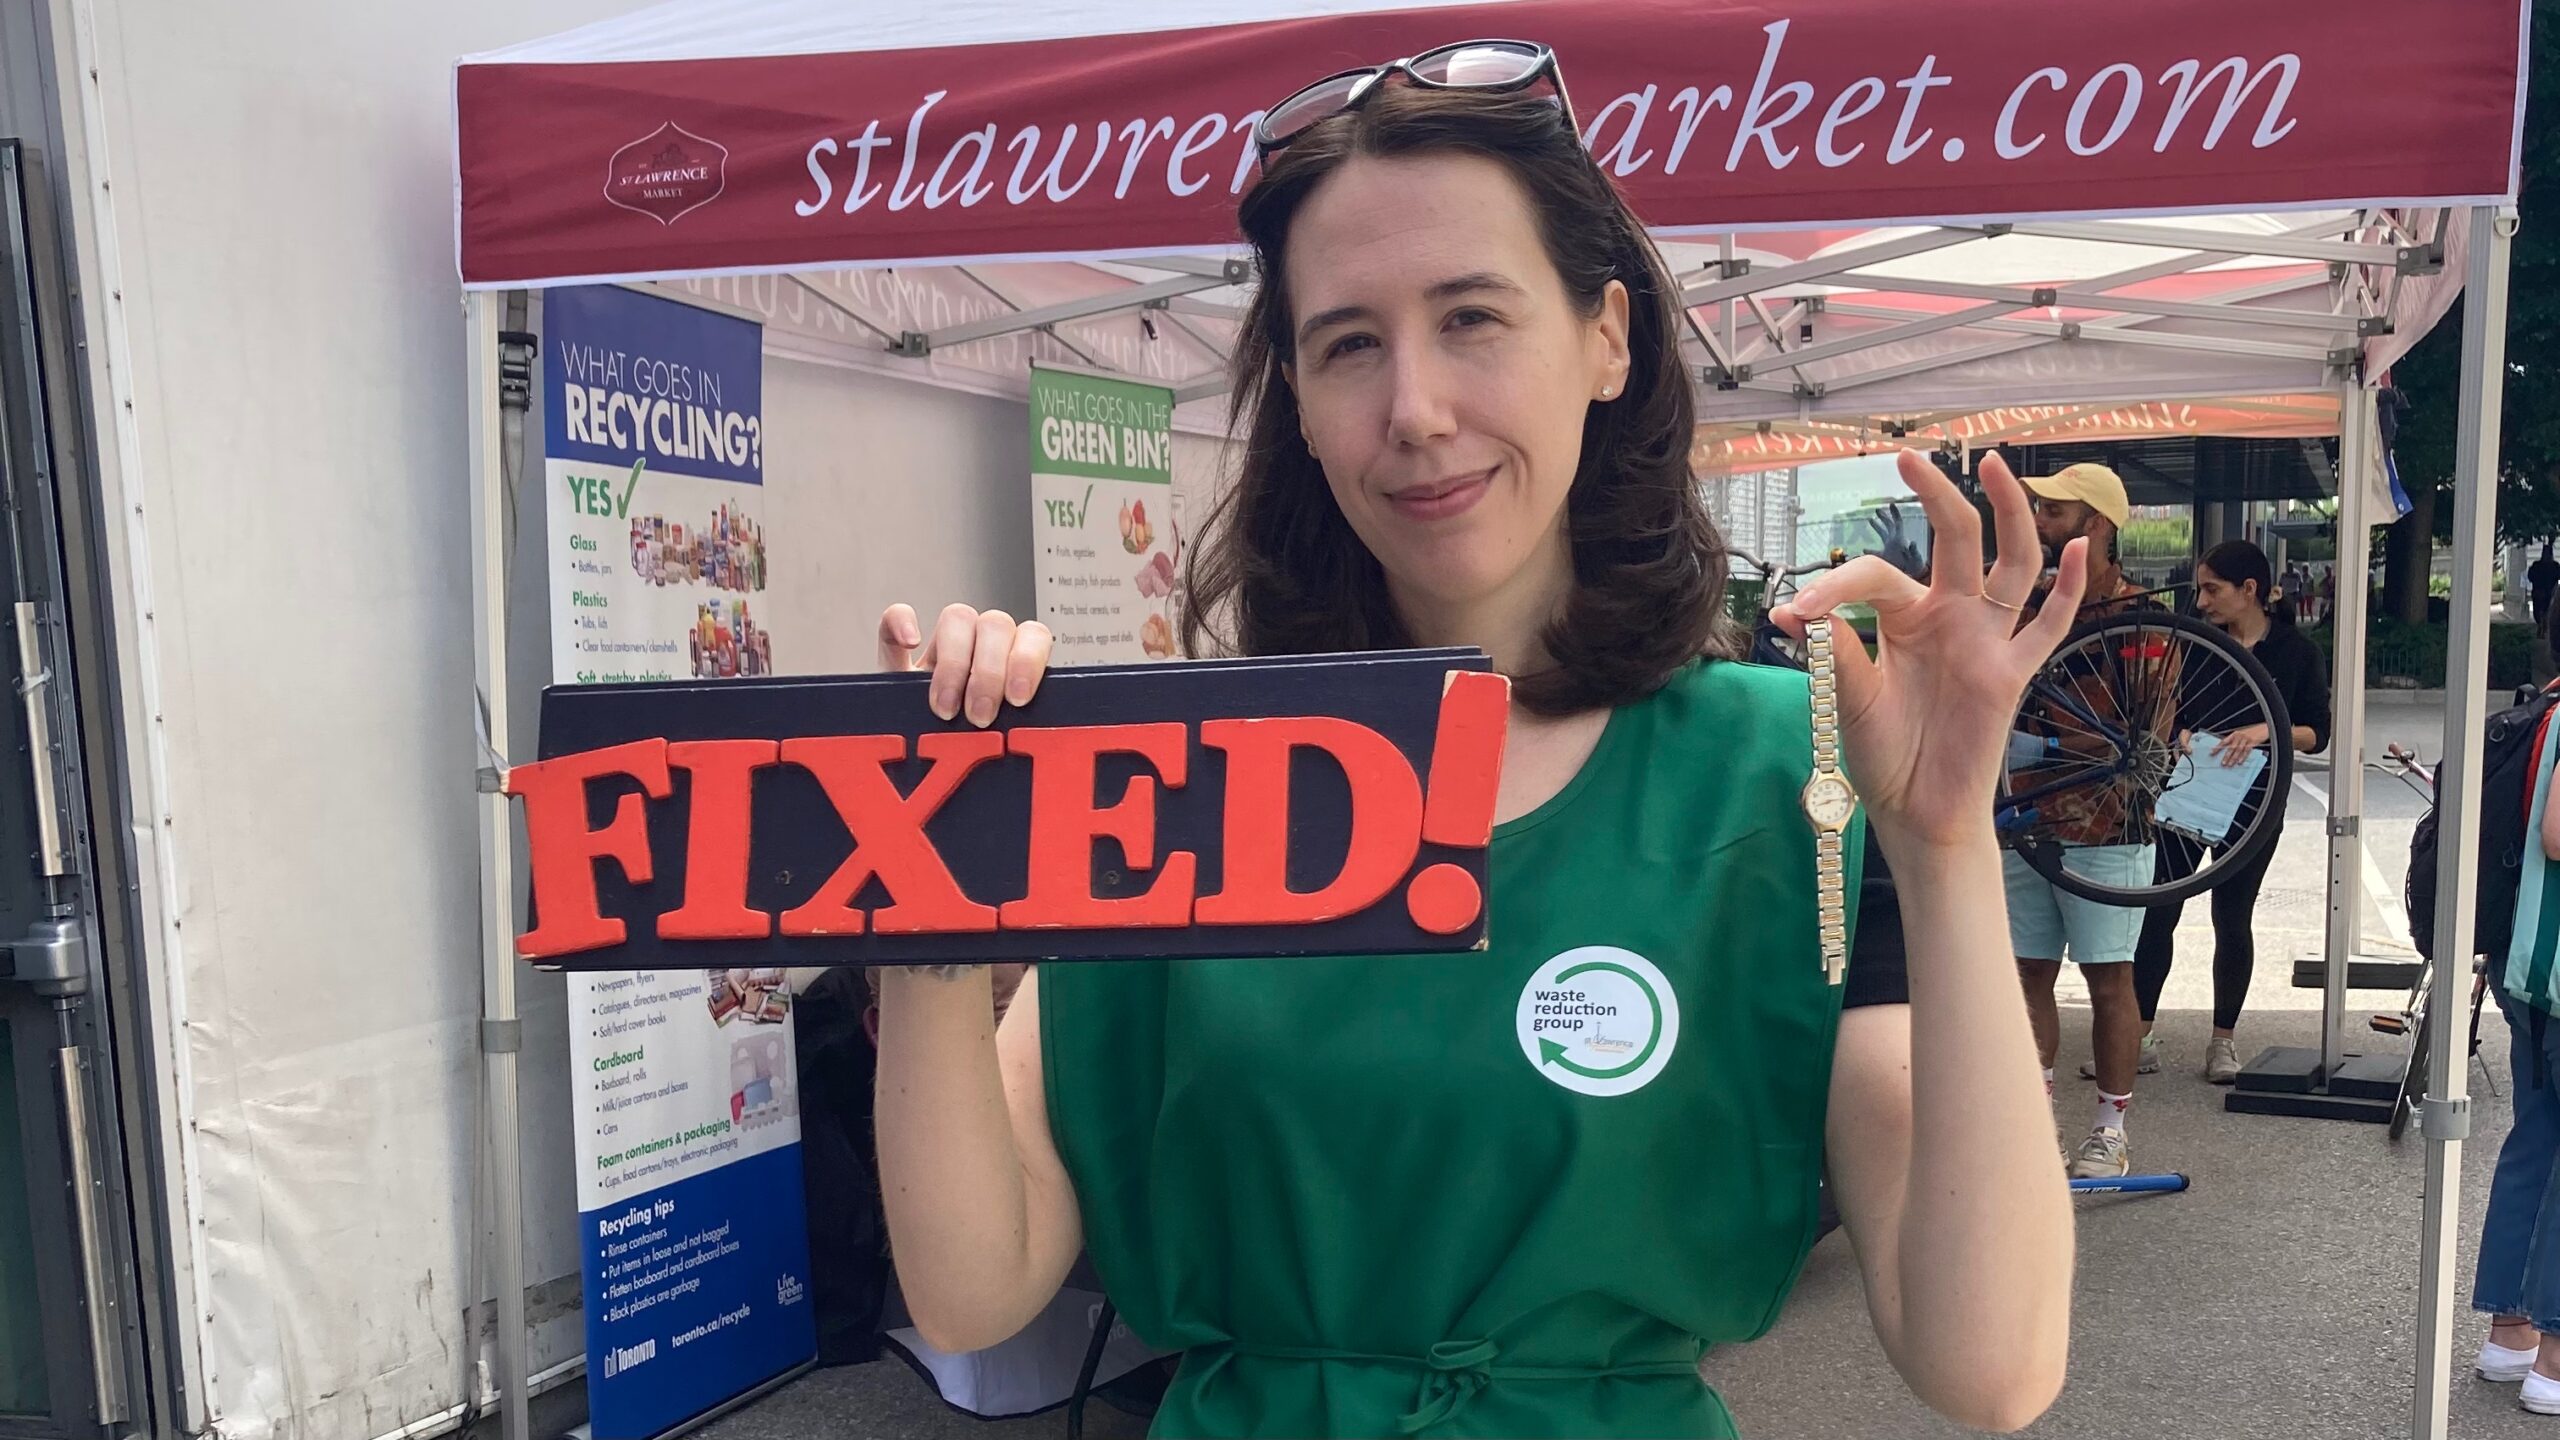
[2126, 540, 2332, 1083]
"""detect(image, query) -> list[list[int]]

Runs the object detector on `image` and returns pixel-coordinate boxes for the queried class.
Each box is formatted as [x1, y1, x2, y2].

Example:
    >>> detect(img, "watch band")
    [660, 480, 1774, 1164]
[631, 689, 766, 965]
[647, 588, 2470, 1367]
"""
[1808, 617, 1849, 987]
[1816, 828, 1848, 986]
[1807, 618, 1840, 773]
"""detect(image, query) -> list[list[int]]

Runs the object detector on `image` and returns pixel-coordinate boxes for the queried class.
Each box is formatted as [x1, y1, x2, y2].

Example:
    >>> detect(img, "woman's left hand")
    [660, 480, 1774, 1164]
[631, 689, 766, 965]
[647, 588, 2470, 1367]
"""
[2216, 723, 2272, 767]
[1772, 450, 2088, 850]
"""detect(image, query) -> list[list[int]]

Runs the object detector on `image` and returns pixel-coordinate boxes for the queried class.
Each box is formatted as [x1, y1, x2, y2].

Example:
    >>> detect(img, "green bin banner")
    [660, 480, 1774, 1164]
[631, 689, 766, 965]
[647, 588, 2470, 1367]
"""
[1031, 367, 1178, 665]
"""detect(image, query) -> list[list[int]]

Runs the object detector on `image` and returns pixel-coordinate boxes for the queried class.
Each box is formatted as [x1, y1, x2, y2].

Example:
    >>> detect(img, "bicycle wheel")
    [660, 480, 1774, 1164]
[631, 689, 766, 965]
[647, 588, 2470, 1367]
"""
[1999, 610, 2295, 907]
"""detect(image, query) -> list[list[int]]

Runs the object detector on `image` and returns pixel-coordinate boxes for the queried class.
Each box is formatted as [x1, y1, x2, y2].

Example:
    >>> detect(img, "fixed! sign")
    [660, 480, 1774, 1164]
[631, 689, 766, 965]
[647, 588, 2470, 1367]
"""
[508, 650, 1508, 967]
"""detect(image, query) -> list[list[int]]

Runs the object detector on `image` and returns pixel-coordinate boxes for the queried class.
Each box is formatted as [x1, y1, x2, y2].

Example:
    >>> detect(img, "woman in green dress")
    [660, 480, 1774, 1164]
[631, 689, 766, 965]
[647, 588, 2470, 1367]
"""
[872, 43, 2082, 1438]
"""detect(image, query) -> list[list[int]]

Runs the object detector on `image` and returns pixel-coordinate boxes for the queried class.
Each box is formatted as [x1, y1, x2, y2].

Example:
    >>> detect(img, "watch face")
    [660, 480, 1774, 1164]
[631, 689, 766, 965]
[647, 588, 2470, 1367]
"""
[1803, 774, 1857, 830]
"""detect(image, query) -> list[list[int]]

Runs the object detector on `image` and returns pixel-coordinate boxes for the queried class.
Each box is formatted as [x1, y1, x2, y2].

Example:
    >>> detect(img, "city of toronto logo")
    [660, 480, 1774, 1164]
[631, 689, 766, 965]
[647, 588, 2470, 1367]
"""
[605, 122, 727, 225]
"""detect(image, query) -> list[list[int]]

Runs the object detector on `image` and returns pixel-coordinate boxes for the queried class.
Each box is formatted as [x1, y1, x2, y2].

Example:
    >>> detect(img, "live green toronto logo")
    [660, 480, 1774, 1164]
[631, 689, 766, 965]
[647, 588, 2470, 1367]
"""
[1516, 947, 1680, 1097]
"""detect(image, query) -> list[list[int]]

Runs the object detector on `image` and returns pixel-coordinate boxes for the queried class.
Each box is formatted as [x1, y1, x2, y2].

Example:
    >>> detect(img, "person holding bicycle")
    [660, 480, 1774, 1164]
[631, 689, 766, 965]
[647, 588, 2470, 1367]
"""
[868, 45, 2079, 1437]
[2002, 463, 2167, 1179]
[2127, 540, 2330, 1083]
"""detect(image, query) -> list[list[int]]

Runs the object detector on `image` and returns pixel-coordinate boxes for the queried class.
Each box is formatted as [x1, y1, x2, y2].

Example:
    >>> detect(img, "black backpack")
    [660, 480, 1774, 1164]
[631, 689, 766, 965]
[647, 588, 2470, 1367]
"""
[2409, 681, 2560, 961]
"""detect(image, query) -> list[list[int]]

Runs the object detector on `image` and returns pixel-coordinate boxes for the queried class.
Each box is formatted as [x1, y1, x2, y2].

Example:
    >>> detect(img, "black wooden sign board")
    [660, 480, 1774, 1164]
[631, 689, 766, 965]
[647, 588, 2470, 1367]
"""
[510, 648, 1508, 969]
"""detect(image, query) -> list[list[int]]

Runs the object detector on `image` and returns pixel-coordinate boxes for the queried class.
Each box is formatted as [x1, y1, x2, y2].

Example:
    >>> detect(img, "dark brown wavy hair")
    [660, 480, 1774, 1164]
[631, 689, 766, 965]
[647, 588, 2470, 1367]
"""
[1177, 81, 1738, 715]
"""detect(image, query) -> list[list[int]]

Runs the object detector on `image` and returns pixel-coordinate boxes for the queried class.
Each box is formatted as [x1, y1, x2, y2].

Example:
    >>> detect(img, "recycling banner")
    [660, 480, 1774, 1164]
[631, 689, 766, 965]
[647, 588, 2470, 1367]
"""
[1030, 366, 1177, 665]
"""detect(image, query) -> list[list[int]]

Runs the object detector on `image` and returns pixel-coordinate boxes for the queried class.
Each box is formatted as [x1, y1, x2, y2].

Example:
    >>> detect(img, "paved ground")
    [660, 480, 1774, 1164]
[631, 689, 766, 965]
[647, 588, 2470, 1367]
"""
[691, 690, 2553, 1440]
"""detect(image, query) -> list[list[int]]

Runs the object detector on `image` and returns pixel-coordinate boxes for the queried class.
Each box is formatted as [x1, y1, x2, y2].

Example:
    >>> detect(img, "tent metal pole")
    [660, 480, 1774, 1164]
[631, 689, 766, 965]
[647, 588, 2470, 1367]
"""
[1682, 226, 1980, 306]
[1737, 300, 2030, 380]
[2414, 202, 2514, 1440]
[1822, 271, 2352, 332]
[1814, 301, 2336, 364]
[2011, 219, 2410, 267]
[1720, 236, 1737, 366]
[465, 287, 532, 1440]
[901, 268, 1240, 353]
[2323, 380, 2371, 1080]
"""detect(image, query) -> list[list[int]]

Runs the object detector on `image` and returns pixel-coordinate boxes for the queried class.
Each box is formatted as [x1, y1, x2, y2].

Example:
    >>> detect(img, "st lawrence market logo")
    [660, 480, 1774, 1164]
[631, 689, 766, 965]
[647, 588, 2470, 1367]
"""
[606, 122, 728, 226]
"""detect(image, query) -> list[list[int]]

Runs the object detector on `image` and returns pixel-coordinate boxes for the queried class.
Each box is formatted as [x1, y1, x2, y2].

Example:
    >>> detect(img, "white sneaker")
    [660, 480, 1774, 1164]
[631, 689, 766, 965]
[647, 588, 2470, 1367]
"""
[2481, 1337, 2539, 1382]
[2067, 1126, 2131, 1179]
[2081, 1033, 2162, 1079]
[2205, 1036, 2243, 1085]
[2523, 1368, 2560, 1414]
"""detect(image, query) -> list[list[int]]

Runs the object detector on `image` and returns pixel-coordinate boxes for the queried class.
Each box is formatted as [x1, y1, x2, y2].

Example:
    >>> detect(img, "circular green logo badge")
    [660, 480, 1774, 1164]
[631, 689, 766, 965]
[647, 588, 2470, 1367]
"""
[1516, 947, 1679, 1097]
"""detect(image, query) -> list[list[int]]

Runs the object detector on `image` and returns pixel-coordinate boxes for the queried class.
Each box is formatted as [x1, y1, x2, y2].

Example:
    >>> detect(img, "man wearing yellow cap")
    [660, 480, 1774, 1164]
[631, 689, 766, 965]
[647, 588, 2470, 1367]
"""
[2003, 462, 2159, 1179]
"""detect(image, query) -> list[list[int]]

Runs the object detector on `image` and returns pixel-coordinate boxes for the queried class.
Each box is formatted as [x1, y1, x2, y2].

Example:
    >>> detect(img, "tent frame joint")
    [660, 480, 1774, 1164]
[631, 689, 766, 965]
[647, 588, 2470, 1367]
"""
[2420, 1094, 2472, 1141]
[2397, 243, 2445, 276]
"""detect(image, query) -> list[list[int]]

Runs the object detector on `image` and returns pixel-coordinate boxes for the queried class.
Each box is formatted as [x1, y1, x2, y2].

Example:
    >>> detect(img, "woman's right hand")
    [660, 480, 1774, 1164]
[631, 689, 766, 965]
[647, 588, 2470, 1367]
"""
[879, 603, 1054, 727]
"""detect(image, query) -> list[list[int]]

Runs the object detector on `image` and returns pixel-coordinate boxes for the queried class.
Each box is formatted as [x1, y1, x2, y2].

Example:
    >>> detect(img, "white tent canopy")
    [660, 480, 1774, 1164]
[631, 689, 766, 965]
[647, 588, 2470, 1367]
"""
[453, 4, 2530, 1439]
[632, 211, 2451, 487]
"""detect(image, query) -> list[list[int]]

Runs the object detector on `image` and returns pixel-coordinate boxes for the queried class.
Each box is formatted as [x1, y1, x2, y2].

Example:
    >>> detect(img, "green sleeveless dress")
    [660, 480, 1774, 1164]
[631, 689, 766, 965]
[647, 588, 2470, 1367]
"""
[1042, 658, 1857, 1438]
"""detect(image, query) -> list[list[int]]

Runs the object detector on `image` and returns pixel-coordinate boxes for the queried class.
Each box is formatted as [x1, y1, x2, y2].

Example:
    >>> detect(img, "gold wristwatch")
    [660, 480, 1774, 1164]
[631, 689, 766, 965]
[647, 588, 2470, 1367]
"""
[1799, 617, 1857, 985]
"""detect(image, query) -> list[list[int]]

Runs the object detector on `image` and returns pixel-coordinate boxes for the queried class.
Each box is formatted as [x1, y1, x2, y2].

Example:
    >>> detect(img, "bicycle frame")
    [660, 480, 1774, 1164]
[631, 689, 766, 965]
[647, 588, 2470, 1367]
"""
[1729, 548, 1839, 617]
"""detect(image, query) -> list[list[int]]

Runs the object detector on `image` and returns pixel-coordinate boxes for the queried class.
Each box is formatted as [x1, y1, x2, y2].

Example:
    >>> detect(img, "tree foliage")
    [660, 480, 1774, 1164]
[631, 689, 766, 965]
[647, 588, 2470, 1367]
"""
[2384, 0, 2560, 621]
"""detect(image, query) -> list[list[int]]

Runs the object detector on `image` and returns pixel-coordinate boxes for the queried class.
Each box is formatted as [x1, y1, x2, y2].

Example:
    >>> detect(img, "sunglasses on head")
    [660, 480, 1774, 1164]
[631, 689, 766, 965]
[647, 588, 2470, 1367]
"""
[1253, 40, 1575, 167]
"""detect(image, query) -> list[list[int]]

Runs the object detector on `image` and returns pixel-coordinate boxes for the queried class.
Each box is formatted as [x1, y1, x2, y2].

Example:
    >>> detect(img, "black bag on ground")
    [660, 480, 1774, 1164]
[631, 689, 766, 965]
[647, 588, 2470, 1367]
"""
[794, 967, 891, 1366]
[2409, 681, 2560, 961]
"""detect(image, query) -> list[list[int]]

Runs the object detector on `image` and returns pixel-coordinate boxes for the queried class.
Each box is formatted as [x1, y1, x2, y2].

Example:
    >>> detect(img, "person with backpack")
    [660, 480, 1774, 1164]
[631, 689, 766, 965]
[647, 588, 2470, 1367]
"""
[2472, 695, 2560, 1412]
[2124, 540, 2331, 1083]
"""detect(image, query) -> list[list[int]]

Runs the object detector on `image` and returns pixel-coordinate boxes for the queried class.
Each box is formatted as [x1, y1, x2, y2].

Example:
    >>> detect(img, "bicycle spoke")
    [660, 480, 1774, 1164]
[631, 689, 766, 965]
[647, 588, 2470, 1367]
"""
[2030, 700, 2122, 753]
[2183, 692, 2270, 739]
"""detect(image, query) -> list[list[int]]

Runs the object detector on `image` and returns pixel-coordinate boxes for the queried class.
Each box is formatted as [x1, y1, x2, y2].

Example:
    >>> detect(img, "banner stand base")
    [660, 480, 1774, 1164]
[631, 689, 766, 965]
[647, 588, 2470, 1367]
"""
[565, 1357, 817, 1440]
[2223, 1045, 2399, 1123]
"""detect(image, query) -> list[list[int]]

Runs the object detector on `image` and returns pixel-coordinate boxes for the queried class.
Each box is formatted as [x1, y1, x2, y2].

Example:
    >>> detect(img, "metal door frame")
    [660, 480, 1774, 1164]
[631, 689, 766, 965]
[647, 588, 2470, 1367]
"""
[0, 991, 82, 1438]
[4, 4, 208, 1432]
[0, 15, 182, 1426]
[0, 132, 151, 1440]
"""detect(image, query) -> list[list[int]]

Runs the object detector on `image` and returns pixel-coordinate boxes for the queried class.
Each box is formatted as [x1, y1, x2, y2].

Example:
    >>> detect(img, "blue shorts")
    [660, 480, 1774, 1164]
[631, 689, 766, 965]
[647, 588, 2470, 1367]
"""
[2002, 846, 2153, 965]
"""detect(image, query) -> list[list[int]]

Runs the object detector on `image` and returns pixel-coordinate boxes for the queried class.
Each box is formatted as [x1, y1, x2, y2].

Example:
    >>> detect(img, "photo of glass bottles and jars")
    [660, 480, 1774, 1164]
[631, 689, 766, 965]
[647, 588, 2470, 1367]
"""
[629, 502, 768, 594]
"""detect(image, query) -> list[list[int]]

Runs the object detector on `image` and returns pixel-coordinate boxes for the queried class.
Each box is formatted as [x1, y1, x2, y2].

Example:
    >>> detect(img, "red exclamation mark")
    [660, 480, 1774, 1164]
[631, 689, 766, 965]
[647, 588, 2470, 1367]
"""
[1407, 669, 1510, 935]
